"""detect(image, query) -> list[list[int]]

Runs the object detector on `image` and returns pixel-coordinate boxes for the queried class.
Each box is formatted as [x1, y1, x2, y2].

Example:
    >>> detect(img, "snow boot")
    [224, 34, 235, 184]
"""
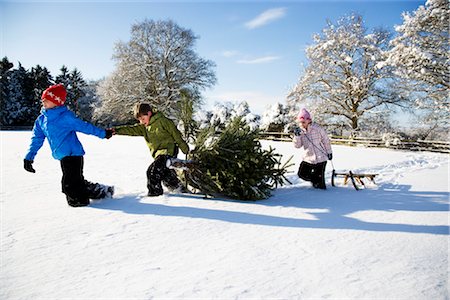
[105, 186, 115, 198]
[66, 196, 89, 207]
[86, 181, 114, 199]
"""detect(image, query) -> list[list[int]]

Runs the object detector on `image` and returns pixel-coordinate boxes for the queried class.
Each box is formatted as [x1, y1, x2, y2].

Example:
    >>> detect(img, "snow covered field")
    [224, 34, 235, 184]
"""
[1, 131, 449, 299]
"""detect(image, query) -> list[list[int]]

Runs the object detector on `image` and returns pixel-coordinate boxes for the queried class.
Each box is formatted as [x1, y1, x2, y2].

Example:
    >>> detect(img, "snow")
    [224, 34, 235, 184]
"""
[1, 131, 449, 299]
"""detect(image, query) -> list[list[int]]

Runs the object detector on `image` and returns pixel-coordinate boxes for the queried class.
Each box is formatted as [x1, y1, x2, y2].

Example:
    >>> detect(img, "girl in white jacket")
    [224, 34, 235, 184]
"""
[293, 108, 333, 189]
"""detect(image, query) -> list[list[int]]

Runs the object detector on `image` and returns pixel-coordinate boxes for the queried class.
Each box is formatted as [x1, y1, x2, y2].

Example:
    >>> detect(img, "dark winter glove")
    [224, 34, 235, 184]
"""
[105, 128, 115, 139]
[327, 153, 333, 160]
[24, 159, 36, 173]
[293, 127, 302, 136]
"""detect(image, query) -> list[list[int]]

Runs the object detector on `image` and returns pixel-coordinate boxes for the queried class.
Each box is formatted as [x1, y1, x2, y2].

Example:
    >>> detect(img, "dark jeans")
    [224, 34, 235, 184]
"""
[147, 155, 182, 196]
[298, 161, 327, 189]
[60, 156, 107, 206]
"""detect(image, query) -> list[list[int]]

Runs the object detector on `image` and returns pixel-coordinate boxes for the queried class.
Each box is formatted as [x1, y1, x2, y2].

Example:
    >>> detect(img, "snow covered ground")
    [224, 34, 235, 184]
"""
[1, 131, 448, 299]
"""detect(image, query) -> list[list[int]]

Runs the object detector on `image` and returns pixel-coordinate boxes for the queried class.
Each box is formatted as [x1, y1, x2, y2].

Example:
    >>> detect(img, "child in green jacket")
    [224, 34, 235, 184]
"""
[113, 103, 189, 196]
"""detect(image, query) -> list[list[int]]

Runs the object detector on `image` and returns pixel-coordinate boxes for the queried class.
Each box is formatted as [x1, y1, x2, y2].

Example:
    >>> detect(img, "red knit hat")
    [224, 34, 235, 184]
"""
[41, 84, 67, 106]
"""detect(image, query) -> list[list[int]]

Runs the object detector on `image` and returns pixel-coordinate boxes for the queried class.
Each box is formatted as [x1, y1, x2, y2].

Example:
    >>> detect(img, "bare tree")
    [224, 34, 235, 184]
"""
[95, 19, 216, 125]
[288, 14, 405, 134]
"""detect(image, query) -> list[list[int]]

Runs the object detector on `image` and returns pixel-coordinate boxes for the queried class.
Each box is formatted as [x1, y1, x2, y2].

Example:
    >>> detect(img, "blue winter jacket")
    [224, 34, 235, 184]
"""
[25, 106, 106, 161]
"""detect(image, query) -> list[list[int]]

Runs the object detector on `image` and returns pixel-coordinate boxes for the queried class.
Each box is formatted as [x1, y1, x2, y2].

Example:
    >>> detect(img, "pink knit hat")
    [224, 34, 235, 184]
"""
[297, 108, 311, 122]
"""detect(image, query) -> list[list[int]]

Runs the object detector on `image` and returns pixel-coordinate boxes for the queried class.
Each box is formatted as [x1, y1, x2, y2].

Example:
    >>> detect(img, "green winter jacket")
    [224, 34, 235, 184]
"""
[114, 111, 189, 158]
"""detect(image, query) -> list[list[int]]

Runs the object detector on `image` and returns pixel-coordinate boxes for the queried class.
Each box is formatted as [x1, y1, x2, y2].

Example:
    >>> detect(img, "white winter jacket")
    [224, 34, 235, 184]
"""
[293, 123, 332, 164]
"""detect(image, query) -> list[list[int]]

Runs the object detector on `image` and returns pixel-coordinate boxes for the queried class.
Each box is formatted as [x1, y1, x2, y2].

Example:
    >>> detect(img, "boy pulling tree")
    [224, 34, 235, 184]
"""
[111, 103, 189, 196]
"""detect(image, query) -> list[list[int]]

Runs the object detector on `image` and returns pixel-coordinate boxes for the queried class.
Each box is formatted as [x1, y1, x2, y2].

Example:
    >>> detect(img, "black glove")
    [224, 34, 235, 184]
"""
[293, 127, 302, 136]
[24, 159, 36, 173]
[105, 128, 115, 139]
[327, 153, 333, 160]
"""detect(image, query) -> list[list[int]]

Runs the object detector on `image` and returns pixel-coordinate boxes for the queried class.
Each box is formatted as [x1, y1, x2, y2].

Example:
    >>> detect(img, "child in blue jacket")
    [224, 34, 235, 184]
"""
[24, 84, 114, 207]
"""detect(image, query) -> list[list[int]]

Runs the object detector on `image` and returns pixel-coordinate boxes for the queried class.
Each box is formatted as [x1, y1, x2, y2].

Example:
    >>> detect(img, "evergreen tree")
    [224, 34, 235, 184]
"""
[0, 57, 14, 126]
[29, 65, 53, 120]
[68, 68, 87, 113]
[186, 117, 292, 200]
[55, 66, 87, 114]
[3, 64, 32, 126]
[176, 88, 200, 143]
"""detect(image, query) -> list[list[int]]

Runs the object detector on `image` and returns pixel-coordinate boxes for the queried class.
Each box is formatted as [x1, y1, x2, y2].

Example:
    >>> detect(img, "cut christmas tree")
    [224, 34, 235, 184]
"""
[181, 117, 292, 200]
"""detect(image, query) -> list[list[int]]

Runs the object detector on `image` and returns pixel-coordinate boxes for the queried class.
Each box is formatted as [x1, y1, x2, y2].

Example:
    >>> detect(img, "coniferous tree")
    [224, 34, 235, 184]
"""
[176, 88, 200, 143]
[29, 65, 53, 120]
[0, 57, 14, 126]
[186, 117, 292, 200]
[68, 68, 87, 113]
[55, 66, 87, 115]
[55, 66, 74, 112]
[2, 64, 32, 125]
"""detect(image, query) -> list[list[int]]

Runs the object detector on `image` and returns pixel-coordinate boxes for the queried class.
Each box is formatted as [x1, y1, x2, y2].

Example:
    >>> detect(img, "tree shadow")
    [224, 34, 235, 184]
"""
[91, 182, 449, 235]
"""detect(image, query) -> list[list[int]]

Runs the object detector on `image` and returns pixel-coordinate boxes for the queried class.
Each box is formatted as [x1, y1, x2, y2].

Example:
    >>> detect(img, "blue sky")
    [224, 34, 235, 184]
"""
[2, 0, 424, 114]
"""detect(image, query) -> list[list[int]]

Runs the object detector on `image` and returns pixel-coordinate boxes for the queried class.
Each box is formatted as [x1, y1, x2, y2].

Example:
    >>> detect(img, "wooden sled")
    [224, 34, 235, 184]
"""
[331, 170, 378, 190]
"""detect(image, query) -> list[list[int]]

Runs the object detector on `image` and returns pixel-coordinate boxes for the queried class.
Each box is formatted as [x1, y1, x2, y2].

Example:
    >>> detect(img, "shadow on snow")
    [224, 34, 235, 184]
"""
[91, 182, 449, 236]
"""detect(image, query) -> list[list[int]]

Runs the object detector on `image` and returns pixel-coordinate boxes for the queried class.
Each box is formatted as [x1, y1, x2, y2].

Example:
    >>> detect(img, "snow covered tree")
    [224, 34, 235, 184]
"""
[196, 101, 260, 131]
[176, 88, 200, 143]
[386, 0, 449, 137]
[93, 64, 136, 125]
[95, 19, 216, 124]
[288, 14, 404, 134]
[260, 102, 290, 132]
[186, 117, 291, 200]
[1, 64, 34, 126]
[77, 80, 101, 122]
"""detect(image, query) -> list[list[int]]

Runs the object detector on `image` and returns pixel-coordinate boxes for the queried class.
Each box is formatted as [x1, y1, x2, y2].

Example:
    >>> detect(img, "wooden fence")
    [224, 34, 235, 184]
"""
[2, 127, 449, 154]
[259, 132, 450, 154]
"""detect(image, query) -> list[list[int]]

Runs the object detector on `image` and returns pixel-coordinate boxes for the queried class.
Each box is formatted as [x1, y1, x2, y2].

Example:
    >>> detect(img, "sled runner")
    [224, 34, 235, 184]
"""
[331, 170, 377, 190]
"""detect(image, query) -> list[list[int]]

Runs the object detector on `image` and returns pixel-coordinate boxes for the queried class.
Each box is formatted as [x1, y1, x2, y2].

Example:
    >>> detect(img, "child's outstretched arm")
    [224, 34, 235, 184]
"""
[24, 120, 46, 173]
[113, 124, 146, 136]
[65, 110, 108, 139]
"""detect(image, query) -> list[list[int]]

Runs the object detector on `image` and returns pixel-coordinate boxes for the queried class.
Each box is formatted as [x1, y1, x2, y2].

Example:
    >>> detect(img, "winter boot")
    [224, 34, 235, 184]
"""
[85, 181, 113, 199]
[105, 186, 115, 198]
[66, 196, 89, 207]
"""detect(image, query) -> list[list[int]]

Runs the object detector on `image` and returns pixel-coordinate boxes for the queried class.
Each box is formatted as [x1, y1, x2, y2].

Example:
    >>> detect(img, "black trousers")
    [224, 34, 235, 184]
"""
[60, 156, 107, 206]
[298, 161, 327, 189]
[146, 155, 182, 196]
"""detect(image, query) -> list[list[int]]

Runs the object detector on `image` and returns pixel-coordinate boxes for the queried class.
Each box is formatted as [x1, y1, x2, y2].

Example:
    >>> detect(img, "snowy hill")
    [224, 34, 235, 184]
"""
[1, 131, 448, 299]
